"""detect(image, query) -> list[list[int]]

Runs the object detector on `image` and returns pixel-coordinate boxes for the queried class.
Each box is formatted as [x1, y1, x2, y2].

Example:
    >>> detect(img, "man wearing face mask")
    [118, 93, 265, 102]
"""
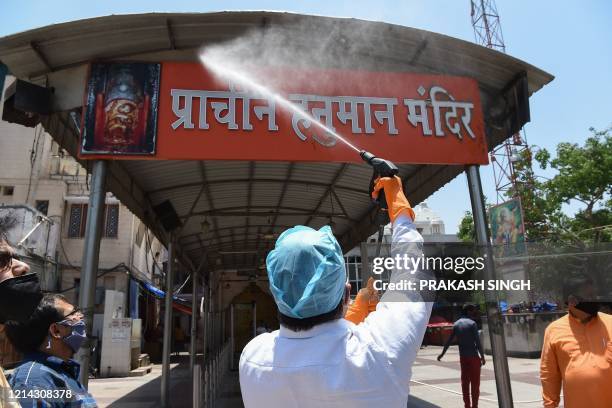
[540, 275, 612, 408]
[0, 239, 33, 408]
[0, 240, 40, 322]
[4, 294, 97, 407]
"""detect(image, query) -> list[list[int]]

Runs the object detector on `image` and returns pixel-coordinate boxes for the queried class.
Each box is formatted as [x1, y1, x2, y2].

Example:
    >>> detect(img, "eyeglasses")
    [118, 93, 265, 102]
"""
[62, 307, 83, 320]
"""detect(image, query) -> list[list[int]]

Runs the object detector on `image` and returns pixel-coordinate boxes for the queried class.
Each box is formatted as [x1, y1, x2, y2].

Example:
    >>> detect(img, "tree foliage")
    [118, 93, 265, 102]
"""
[535, 127, 612, 243]
[457, 211, 475, 242]
[507, 148, 559, 242]
[457, 127, 612, 243]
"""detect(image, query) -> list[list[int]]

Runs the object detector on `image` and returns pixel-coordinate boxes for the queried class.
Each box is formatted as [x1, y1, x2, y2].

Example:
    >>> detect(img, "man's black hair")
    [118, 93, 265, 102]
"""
[278, 298, 344, 332]
[462, 303, 477, 315]
[562, 273, 593, 301]
[5, 293, 69, 353]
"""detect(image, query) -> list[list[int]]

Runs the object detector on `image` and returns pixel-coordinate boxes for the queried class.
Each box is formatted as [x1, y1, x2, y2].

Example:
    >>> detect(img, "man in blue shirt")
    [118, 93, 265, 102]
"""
[437, 304, 486, 408]
[5, 294, 97, 407]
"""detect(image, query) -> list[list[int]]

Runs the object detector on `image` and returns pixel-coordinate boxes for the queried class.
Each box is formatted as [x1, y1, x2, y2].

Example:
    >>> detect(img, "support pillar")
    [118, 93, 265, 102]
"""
[193, 363, 201, 408]
[466, 165, 514, 407]
[76, 160, 107, 387]
[0, 63, 8, 119]
[359, 242, 370, 287]
[207, 285, 213, 407]
[190, 269, 199, 372]
[202, 284, 209, 360]
[230, 303, 235, 370]
[201, 284, 209, 408]
[161, 238, 175, 408]
[252, 302, 257, 338]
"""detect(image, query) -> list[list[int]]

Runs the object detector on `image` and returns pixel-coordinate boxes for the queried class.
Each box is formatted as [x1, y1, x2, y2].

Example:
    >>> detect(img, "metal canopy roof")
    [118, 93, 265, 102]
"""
[0, 12, 553, 275]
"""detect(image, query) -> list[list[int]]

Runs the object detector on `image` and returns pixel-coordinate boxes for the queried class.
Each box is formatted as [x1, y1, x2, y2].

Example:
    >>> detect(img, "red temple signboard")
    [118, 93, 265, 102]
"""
[81, 62, 488, 164]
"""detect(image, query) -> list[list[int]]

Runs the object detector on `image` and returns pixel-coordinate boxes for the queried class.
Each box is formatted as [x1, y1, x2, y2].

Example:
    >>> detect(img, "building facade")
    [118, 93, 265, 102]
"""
[343, 202, 460, 295]
[0, 118, 165, 320]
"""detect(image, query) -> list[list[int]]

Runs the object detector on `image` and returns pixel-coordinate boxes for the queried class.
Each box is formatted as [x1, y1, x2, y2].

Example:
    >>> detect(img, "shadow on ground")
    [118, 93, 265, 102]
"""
[407, 396, 443, 408]
[107, 355, 193, 408]
[100, 355, 441, 408]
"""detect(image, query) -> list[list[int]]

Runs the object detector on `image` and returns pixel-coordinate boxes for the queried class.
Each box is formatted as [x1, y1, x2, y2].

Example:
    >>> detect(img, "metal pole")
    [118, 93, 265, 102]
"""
[359, 242, 370, 287]
[193, 363, 201, 408]
[76, 160, 107, 387]
[230, 303, 235, 370]
[211, 310, 216, 405]
[190, 270, 199, 372]
[466, 165, 514, 407]
[0, 63, 7, 120]
[161, 239, 175, 408]
[221, 309, 225, 346]
[202, 285, 208, 360]
[210, 291, 215, 354]
[252, 302, 257, 338]
[207, 285, 213, 407]
[205, 366, 210, 408]
[201, 285, 207, 408]
[207, 287, 212, 356]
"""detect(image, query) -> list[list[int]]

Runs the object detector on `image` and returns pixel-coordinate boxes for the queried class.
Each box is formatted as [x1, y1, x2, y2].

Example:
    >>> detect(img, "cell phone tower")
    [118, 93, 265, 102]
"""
[471, 0, 532, 204]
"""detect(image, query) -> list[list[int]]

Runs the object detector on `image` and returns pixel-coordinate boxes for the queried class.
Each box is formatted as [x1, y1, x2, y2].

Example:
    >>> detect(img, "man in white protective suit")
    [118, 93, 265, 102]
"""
[239, 175, 434, 408]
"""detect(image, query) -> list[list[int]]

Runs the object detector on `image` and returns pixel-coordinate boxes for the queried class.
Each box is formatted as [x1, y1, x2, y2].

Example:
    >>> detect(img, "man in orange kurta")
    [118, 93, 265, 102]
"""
[540, 276, 612, 408]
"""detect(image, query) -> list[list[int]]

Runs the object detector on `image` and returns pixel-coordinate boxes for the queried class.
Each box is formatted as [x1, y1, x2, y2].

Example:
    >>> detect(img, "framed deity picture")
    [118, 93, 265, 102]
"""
[81, 62, 161, 156]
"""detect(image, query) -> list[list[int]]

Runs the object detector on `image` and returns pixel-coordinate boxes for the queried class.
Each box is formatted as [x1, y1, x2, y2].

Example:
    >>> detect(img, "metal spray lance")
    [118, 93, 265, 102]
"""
[360, 150, 399, 257]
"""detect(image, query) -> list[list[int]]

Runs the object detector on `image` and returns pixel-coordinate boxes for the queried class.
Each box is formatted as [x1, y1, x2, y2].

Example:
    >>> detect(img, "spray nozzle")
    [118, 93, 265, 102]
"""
[360, 150, 399, 224]
[360, 150, 399, 178]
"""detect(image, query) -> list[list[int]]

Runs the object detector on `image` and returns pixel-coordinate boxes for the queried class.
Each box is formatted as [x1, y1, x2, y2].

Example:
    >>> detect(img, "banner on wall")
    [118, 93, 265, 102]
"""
[489, 198, 527, 258]
[81, 61, 488, 164]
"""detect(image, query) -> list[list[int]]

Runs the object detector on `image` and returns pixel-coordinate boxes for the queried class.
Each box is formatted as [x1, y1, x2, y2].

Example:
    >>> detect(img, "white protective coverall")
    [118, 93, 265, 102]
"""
[239, 214, 433, 407]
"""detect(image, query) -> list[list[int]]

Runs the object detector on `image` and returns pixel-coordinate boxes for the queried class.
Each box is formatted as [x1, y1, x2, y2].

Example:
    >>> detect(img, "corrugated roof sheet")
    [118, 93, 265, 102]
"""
[0, 12, 554, 273]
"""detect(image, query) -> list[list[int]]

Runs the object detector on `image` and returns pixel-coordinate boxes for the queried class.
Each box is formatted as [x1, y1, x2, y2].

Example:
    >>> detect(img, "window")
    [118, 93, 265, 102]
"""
[68, 204, 87, 238]
[344, 256, 363, 297]
[35, 200, 49, 215]
[432, 224, 441, 234]
[1, 186, 14, 196]
[104, 205, 119, 238]
[68, 203, 119, 238]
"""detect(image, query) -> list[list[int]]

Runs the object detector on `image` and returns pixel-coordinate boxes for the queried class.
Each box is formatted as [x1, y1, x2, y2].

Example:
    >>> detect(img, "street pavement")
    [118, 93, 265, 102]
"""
[89, 357, 191, 408]
[88, 347, 549, 407]
[408, 346, 546, 407]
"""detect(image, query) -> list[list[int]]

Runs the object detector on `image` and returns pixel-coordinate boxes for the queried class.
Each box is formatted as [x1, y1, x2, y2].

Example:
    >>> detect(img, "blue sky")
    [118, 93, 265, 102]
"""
[1, 1, 610, 233]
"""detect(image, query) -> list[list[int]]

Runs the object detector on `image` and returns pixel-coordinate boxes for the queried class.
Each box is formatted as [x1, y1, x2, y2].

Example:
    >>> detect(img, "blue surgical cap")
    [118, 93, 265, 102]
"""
[266, 225, 346, 319]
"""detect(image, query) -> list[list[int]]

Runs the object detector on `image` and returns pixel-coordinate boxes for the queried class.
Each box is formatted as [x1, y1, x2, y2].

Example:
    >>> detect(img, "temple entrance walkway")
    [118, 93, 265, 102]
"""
[89, 347, 544, 407]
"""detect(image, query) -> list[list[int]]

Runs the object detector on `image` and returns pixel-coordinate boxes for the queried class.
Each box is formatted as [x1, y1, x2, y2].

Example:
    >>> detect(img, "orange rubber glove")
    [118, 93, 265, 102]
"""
[345, 277, 380, 324]
[371, 176, 415, 223]
[364, 276, 379, 314]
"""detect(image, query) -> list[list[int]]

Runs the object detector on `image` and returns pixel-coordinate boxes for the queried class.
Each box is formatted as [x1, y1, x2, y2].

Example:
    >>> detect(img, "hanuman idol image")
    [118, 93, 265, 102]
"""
[94, 66, 150, 152]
